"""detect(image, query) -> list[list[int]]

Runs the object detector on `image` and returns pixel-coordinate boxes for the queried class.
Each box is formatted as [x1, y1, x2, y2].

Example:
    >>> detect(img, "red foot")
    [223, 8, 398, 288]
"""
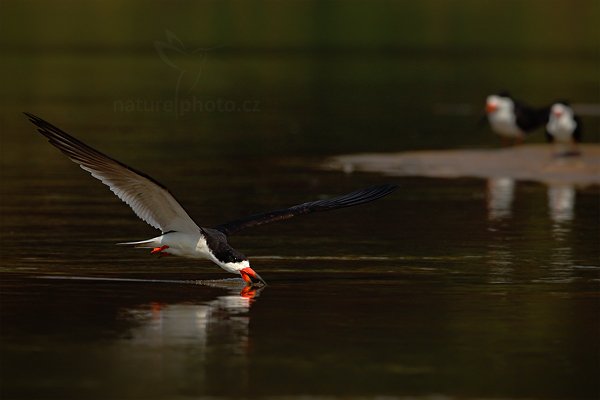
[151, 245, 169, 255]
[150, 302, 163, 315]
[240, 286, 257, 299]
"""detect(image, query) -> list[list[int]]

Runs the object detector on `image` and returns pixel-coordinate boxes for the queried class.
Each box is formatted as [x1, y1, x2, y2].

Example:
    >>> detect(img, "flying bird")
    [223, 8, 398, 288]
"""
[25, 113, 397, 286]
[545, 101, 582, 157]
[485, 92, 547, 145]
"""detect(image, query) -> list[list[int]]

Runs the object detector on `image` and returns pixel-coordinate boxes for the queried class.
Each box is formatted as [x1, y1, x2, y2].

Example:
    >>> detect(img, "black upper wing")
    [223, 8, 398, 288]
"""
[542, 105, 553, 142]
[573, 115, 583, 143]
[214, 184, 397, 236]
[515, 102, 548, 133]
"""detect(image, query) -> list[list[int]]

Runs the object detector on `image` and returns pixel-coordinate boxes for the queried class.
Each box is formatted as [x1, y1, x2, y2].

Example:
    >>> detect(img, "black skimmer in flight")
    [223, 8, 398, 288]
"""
[545, 101, 582, 157]
[25, 113, 397, 286]
[485, 92, 547, 145]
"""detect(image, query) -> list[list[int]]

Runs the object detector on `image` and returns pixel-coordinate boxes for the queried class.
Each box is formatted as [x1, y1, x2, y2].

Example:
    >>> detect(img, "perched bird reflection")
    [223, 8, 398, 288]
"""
[546, 184, 576, 279]
[487, 177, 515, 220]
[486, 177, 516, 283]
[486, 243, 515, 284]
[548, 184, 575, 225]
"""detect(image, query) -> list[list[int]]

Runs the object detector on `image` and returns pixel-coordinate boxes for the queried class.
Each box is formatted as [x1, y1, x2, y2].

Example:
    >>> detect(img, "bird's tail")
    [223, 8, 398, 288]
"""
[116, 238, 160, 248]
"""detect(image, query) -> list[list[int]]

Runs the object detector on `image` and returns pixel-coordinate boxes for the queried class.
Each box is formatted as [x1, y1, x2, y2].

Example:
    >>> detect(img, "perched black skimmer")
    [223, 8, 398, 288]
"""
[485, 92, 547, 145]
[545, 101, 582, 156]
[25, 113, 397, 286]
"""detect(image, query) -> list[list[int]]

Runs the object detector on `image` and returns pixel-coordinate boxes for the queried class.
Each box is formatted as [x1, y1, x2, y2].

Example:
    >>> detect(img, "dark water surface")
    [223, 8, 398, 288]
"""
[2, 2, 600, 398]
[2, 167, 599, 399]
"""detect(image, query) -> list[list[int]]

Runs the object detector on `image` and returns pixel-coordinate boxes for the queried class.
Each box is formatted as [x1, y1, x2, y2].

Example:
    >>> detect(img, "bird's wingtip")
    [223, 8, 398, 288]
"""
[378, 183, 399, 193]
[23, 112, 43, 125]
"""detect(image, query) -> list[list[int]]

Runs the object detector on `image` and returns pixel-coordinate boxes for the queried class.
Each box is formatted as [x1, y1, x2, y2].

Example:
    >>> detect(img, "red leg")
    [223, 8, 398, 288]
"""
[151, 245, 169, 254]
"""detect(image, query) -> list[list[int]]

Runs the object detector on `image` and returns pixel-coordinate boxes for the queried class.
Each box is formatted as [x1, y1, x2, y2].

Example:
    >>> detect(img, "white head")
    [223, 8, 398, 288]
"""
[486, 94, 514, 115]
[546, 102, 577, 143]
[485, 93, 522, 137]
[549, 102, 573, 121]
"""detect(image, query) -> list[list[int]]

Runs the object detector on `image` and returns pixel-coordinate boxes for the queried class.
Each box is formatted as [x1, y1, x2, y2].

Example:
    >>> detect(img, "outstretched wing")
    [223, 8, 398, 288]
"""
[214, 184, 397, 236]
[25, 113, 201, 234]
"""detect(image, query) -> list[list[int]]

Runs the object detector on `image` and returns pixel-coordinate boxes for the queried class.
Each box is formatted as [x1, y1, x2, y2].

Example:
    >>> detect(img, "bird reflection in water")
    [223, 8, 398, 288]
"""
[118, 280, 263, 392]
[547, 184, 575, 226]
[126, 280, 262, 345]
[486, 177, 515, 221]
[546, 184, 576, 280]
[486, 178, 516, 283]
[486, 179, 578, 283]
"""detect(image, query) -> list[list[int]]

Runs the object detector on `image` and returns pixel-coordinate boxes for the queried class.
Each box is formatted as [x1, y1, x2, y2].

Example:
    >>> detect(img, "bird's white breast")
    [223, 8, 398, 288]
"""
[547, 115, 576, 143]
[489, 109, 521, 137]
[159, 232, 212, 259]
